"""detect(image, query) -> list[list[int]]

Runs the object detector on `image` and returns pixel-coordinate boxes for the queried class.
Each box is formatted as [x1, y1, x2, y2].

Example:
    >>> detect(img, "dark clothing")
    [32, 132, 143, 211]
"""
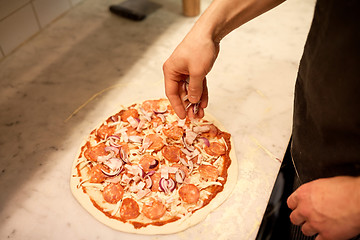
[257, 0, 360, 239]
[291, 0, 360, 183]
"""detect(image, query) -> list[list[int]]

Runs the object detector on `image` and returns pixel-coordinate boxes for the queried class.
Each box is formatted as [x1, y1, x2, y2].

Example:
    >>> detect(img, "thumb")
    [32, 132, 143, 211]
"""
[187, 75, 205, 103]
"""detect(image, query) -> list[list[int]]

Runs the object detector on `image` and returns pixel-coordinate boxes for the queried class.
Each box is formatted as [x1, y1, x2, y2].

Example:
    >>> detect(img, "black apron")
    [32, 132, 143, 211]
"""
[291, 0, 360, 184]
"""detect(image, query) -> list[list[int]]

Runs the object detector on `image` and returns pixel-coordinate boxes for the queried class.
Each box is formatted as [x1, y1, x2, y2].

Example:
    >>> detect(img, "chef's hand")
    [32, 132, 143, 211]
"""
[287, 176, 360, 240]
[163, 29, 219, 119]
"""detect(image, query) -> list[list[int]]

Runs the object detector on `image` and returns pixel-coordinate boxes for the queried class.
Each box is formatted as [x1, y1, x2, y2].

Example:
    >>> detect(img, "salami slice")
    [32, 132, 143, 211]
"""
[162, 145, 184, 163]
[96, 124, 115, 139]
[139, 155, 160, 172]
[84, 143, 108, 162]
[88, 164, 107, 183]
[198, 165, 219, 181]
[120, 198, 140, 220]
[179, 184, 200, 204]
[204, 142, 226, 156]
[144, 134, 164, 151]
[142, 200, 166, 220]
[162, 125, 184, 140]
[102, 183, 124, 204]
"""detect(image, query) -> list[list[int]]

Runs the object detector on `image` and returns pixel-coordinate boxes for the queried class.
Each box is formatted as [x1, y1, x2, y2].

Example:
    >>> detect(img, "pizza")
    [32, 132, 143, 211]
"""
[70, 98, 237, 234]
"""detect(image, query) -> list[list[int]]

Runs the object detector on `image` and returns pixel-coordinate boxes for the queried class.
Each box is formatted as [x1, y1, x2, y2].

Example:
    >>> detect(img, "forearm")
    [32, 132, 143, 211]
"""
[192, 0, 285, 43]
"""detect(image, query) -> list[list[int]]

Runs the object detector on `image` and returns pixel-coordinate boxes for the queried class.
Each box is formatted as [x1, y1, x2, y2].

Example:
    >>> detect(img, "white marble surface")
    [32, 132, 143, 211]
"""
[0, 0, 315, 239]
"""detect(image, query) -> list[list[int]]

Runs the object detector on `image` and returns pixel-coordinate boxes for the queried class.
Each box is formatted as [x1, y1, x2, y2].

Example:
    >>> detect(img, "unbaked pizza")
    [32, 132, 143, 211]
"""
[70, 98, 237, 234]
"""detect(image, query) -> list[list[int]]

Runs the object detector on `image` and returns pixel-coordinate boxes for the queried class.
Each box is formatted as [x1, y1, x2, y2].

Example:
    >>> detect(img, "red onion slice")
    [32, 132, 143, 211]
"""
[159, 178, 176, 194]
[144, 175, 153, 188]
[153, 108, 167, 114]
[149, 159, 159, 169]
[199, 137, 210, 147]
[105, 146, 120, 156]
[127, 116, 139, 128]
[101, 166, 123, 177]
[104, 157, 123, 170]
[175, 169, 186, 183]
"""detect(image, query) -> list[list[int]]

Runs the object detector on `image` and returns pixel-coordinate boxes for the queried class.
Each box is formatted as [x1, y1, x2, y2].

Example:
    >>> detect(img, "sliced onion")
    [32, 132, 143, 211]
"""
[144, 175, 153, 188]
[119, 147, 129, 163]
[153, 108, 167, 114]
[105, 146, 120, 155]
[159, 178, 176, 194]
[182, 136, 195, 152]
[188, 160, 194, 174]
[157, 114, 166, 123]
[179, 157, 188, 166]
[101, 166, 123, 177]
[199, 137, 210, 147]
[139, 107, 153, 122]
[108, 135, 121, 147]
[175, 169, 186, 183]
[104, 157, 123, 170]
[149, 159, 159, 169]
[146, 170, 156, 176]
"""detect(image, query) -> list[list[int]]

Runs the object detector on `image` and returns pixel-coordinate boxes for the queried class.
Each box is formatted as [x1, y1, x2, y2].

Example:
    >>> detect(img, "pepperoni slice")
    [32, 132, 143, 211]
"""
[162, 125, 184, 140]
[198, 165, 219, 181]
[139, 154, 160, 172]
[142, 199, 166, 220]
[102, 183, 124, 204]
[120, 198, 140, 220]
[179, 184, 200, 204]
[161, 145, 185, 163]
[144, 134, 164, 151]
[150, 172, 161, 192]
[142, 99, 169, 113]
[88, 164, 107, 183]
[96, 124, 115, 139]
[120, 109, 139, 122]
[84, 143, 107, 162]
[204, 142, 226, 156]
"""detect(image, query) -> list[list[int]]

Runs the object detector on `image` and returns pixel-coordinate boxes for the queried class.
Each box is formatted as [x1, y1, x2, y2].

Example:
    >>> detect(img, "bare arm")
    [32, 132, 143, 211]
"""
[163, 0, 285, 119]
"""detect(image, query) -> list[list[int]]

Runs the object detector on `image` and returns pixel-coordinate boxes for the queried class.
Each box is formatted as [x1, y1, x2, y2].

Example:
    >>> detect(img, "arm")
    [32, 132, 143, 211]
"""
[287, 176, 360, 240]
[163, 0, 285, 119]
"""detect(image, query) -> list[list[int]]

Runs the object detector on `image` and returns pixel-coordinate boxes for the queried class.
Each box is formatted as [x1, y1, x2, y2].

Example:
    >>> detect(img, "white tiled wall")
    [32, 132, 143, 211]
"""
[0, 0, 83, 58]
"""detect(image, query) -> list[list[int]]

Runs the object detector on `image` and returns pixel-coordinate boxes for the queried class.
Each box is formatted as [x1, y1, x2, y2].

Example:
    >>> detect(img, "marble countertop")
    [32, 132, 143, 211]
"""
[0, 0, 315, 239]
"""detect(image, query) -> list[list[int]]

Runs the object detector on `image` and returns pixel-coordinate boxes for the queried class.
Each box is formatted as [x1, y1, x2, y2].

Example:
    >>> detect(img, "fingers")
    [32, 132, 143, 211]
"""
[188, 74, 205, 103]
[164, 77, 186, 119]
[301, 222, 318, 237]
[289, 210, 306, 226]
[287, 191, 298, 210]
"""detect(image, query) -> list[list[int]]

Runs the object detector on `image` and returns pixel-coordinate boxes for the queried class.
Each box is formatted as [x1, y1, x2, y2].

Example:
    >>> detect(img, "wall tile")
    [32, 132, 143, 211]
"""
[32, 0, 71, 28]
[0, 4, 40, 55]
[0, 0, 30, 20]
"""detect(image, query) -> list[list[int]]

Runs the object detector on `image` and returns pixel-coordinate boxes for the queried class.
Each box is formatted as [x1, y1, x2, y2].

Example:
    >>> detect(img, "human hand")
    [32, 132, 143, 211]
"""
[163, 27, 220, 119]
[287, 176, 360, 240]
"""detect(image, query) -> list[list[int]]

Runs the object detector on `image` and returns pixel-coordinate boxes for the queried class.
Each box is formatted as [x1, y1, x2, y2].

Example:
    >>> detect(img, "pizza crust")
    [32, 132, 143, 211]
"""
[70, 101, 238, 234]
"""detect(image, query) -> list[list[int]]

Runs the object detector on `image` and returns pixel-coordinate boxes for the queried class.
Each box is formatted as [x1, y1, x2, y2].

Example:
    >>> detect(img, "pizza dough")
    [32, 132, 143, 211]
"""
[70, 98, 238, 234]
